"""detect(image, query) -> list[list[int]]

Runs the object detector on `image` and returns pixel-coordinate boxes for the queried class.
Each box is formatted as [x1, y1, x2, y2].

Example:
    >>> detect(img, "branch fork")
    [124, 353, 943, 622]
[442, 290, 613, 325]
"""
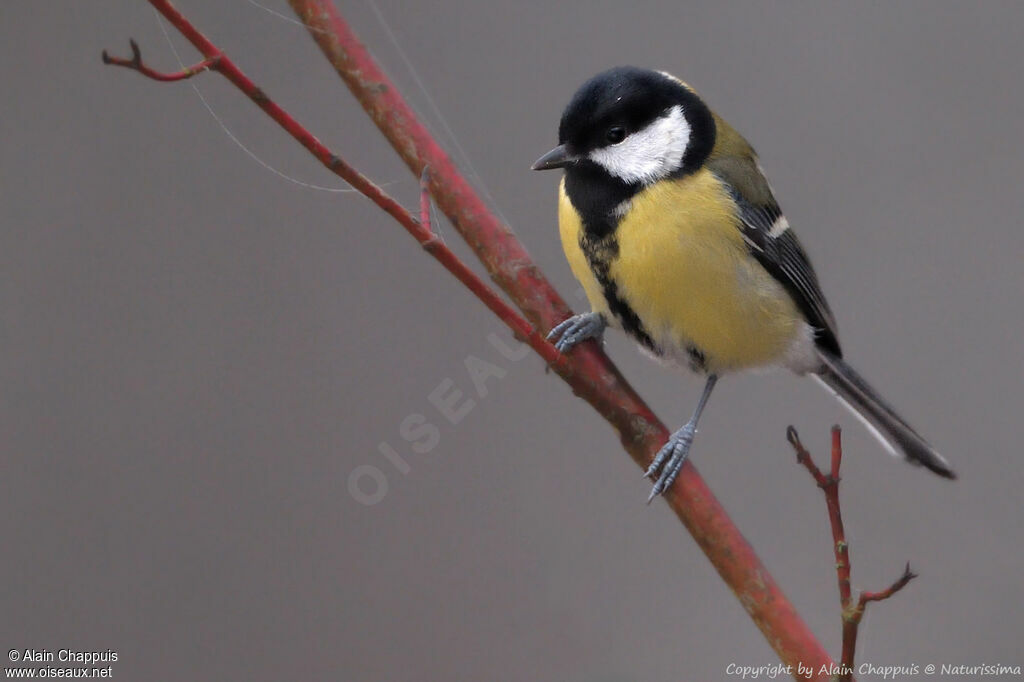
[788, 426, 917, 682]
[102, 38, 219, 81]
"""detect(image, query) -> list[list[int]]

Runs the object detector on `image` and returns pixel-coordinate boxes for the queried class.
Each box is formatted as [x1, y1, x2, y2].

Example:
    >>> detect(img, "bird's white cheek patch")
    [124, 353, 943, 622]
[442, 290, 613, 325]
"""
[588, 105, 690, 185]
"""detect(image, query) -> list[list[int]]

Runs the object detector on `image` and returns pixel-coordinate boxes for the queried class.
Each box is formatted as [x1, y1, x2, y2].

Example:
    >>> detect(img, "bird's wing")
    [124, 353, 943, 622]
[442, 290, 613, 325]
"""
[707, 155, 842, 356]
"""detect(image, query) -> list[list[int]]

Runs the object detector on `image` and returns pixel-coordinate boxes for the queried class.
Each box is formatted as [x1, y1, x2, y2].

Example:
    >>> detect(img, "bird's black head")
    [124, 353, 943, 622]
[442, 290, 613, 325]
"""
[532, 66, 716, 186]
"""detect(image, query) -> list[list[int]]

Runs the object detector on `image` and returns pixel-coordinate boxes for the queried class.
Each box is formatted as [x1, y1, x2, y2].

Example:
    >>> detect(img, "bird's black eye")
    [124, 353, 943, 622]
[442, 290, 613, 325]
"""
[605, 126, 626, 144]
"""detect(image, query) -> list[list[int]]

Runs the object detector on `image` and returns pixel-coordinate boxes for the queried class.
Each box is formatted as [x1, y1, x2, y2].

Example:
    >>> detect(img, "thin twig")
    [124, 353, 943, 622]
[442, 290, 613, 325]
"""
[102, 38, 217, 81]
[789, 426, 917, 682]
[788, 426, 852, 607]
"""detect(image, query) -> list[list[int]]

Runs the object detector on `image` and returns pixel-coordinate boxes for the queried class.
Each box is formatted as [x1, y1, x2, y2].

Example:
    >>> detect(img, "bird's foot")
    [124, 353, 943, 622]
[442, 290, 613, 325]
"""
[644, 422, 697, 503]
[547, 312, 606, 353]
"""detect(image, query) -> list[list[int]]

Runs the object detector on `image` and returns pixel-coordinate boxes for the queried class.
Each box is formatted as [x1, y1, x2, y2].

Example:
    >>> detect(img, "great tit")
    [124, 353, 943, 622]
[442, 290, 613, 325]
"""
[532, 66, 955, 501]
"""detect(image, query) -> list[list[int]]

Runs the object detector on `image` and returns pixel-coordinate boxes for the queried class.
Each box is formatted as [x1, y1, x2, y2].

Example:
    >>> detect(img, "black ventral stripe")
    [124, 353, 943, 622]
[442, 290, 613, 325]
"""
[564, 164, 657, 351]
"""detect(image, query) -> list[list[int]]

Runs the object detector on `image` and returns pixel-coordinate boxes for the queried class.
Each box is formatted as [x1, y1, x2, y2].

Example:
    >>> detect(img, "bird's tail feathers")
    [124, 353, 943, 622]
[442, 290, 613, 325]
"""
[812, 348, 955, 479]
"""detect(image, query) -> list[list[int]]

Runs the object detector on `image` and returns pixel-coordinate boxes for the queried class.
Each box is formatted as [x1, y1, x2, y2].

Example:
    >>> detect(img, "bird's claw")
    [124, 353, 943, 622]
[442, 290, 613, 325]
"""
[645, 423, 696, 503]
[547, 312, 606, 353]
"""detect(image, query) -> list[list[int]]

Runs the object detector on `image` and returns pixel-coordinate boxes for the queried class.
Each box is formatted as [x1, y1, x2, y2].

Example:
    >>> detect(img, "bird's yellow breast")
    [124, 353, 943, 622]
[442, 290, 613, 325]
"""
[558, 171, 804, 372]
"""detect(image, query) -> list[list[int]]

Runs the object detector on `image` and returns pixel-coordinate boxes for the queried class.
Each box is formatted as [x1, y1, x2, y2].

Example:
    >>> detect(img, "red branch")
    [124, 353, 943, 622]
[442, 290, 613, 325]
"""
[105, 1, 840, 676]
[788, 426, 917, 682]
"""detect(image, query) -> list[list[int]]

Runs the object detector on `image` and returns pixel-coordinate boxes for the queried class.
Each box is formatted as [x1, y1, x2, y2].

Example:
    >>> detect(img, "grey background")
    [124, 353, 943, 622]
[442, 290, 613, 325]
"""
[3, 2, 1022, 680]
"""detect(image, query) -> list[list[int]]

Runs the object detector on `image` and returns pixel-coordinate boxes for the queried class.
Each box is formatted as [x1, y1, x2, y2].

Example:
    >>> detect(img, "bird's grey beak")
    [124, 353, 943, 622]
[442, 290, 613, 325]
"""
[531, 144, 577, 171]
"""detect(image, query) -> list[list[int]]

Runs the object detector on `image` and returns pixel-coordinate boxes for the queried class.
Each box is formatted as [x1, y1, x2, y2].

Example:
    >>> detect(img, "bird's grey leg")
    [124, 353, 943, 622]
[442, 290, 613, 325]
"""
[547, 312, 606, 353]
[645, 374, 718, 503]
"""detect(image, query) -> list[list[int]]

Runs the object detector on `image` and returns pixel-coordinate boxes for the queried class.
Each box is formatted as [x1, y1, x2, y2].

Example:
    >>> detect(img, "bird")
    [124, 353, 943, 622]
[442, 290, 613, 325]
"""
[531, 66, 955, 502]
